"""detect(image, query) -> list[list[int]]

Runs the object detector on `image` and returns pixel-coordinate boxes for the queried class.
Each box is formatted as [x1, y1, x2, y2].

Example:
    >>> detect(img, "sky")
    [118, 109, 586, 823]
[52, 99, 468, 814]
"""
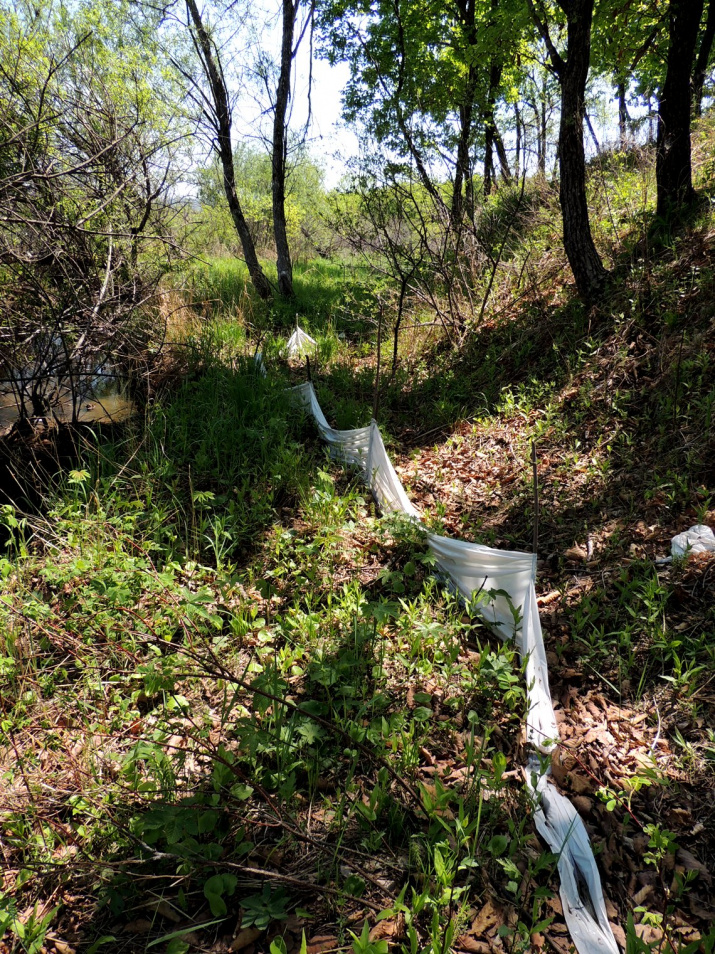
[290, 58, 360, 189]
[227, 3, 359, 192]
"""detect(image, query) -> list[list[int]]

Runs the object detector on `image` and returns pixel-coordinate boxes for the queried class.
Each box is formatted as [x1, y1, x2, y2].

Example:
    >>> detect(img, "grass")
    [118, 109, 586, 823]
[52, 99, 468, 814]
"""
[0, 331, 553, 954]
[2, 132, 715, 954]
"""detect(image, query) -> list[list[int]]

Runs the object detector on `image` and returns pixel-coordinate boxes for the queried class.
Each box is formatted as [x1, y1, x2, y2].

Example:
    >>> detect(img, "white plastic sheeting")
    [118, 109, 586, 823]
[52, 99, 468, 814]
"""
[671, 524, 715, 558]
[284, 326, 317, 358]
[291, 374, 619, 954]
[254, 353, 267, 377]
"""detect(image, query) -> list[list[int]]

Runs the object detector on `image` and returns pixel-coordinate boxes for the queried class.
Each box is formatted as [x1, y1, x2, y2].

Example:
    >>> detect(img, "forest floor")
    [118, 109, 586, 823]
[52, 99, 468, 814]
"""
[1, 161, 714, 954]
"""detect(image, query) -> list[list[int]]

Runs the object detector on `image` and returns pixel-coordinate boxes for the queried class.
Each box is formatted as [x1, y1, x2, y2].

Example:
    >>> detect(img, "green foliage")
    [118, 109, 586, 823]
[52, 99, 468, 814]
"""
[240, 885, 290, 930]
[193, 144, 330, 261]
[319, 0, 529, 163]
[4, 114, 715, 954]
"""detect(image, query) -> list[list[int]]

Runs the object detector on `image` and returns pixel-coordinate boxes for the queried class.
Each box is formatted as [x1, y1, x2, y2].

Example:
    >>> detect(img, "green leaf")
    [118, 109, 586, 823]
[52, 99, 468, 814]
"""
[230, 783, 254, 801]
[146, 919, 227, 949]
[86, 936, 117, 954]
[203, 874, 236, 917]
[343, 874, 366, 897]
[413, 692, 432, 704]
[488, 834, 509, 857]
[166, 941, 190, 954]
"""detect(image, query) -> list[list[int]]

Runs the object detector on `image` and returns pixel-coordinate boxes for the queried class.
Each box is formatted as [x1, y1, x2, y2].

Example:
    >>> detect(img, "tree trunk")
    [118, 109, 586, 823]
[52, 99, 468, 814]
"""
[550, 0, 606, 299]
[185, 0, 272, 301]
[273, 0, 297, 298]
[494, 121, 512, 181]
[452, 69, 477, 225]
[391, 0, 449, 219]
[515, 101, 521, 178]
[617, 81, 629, 147]
[538, 81, 547, 175]
[656, 0, 704, 216]
[451, 0, 478, 226]
[483, 125, 494, 196]
[693, 0, 715, 117]
[483, 59, 502, 196]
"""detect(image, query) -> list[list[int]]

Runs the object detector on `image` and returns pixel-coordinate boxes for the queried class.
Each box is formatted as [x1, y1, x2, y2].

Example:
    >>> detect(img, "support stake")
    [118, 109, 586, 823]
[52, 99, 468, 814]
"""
[531, 440, 539, 556]
[306, 354, 312, 383]
[372, 303, 383, 422]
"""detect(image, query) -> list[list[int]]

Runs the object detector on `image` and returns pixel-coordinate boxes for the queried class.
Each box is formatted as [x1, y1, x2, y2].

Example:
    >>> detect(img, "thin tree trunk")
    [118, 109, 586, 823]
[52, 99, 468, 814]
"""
[656, 0, 704, 216]
[451, 0, 478, 226]
[452, 65, 477, 225]
[389, 0, 449, 218]
[515, 101, 521, 178]
[693, 0, 715, 117]
[494, 121, 512, 181]
[617, 81, 629, 146]
[558, 0, 606, 298]
[484, 125, 494, 196]
[528, 0, 606, 300]
[585, 110, 600, 154]
[185, 0, 272, 301]
[539, 82, 547, 175]
[483, 59, 502, 196]
[391, 274, 409, 378]
[273, 0, 297, 298]
[649, 99, 655, 143]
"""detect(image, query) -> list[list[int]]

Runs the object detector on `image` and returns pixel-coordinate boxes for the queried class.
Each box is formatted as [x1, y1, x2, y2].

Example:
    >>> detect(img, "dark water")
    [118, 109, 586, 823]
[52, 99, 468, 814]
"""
[0, 383, 134, 436]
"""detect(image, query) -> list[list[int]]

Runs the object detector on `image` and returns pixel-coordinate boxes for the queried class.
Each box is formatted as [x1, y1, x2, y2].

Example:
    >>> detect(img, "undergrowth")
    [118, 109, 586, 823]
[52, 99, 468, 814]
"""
[2, 131, 715, 954]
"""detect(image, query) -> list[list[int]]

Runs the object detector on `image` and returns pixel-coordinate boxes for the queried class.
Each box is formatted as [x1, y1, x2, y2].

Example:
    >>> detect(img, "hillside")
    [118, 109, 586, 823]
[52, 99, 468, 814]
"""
[1, 141, 714, 954]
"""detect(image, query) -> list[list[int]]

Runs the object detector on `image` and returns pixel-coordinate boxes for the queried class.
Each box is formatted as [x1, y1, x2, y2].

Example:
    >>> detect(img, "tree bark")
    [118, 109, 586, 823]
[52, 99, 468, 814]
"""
[538, 79, 547, 175]
[515, 100, 521, 178]
[617, 81, 629, 147]
[656, 0, 704, 216]
[273, 0, 297, 298]
[558, 0, 606, 298]
[529, 0, 606, 299]
[693, 0, 715, 117]
[483, 124, 494, 196]
[452, 65, 477, 224]
[451, 0, 478, 225]
[388, 0, 450, 218]
[483, 59, 502, 197]
[185, 0, 272, 300]
[494, 120, 512, 181]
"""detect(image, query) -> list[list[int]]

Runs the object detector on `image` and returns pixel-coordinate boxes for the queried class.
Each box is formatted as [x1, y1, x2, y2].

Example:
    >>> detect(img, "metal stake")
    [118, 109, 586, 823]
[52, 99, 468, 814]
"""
[531, 440, 539, 556]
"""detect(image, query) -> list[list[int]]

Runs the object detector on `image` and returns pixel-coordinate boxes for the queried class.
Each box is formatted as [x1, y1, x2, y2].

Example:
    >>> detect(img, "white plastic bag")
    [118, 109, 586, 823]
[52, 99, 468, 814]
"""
[671, 524, 715, 558]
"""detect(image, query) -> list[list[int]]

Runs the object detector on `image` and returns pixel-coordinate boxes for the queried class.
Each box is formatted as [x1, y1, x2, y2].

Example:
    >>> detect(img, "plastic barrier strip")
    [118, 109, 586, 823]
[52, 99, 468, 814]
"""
[285, 326, 318, 358]
[289, 374, 619, 954]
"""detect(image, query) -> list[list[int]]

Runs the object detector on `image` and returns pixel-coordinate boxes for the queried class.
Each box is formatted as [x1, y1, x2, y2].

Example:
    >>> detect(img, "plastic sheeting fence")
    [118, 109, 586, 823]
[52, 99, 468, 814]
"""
[284, 326, 318, 358]
[290, 375, 619, 954]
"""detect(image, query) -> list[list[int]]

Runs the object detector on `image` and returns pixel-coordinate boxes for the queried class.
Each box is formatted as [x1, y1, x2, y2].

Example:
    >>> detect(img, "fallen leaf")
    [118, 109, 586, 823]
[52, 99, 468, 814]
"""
[123, 919, 153, 934]
[545, 932, 572, 954]
[676, 848, 711, 884]
[370, 916, 404, 941]
[306, 936, 338, 954]
[470, 899, 503, 936]
[151, 900, 182, 923]
[610, 923, 626, 950]
[572, 795, 593, 816]
[230, 928, 262, 952]
[569, 772, 593, 795]
[636, 924, 663, 946]
[455, 938, 491, 953]
[49, 940, 75, 954]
